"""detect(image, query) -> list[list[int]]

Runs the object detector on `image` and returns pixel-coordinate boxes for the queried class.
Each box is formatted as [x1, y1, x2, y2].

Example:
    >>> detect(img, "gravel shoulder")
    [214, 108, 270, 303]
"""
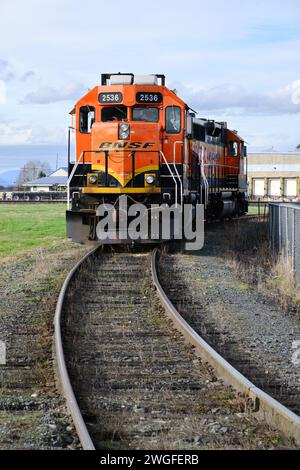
[158, 221, 300, 419]
[0, 240, 90, 449]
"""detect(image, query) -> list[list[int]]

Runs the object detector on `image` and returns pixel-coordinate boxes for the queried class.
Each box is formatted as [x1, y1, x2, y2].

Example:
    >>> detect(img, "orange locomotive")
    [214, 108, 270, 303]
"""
[67, 73, 247, 242]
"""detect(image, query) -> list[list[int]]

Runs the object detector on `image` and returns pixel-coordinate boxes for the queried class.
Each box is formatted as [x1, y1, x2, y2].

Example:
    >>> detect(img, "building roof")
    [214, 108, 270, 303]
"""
[23, 175, 67, 187]
[247, 153, 300, 178]
[22, 167, 68, 187]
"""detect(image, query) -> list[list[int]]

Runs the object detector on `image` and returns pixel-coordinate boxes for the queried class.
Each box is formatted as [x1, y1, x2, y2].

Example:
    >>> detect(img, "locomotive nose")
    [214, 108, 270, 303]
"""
[90, 121, 160, 188]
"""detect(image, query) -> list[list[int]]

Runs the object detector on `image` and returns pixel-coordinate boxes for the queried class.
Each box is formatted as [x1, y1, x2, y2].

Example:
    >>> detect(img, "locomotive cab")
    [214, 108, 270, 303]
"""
[70, 73, 185, 194]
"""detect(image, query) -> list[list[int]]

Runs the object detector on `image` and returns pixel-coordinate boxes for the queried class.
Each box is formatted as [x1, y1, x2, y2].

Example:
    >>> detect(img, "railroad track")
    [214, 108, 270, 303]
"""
[54, 246, 300, 450]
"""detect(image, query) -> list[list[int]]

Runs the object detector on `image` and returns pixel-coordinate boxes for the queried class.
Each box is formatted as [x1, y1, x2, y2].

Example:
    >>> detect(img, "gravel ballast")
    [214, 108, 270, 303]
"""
[158, 222, 300, 418]
[0, 241, 90, 449]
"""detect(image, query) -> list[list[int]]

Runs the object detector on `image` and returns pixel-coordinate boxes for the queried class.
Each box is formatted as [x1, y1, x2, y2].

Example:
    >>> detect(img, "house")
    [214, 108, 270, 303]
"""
[22, 167, 68, 192]
[247, 152, 300, 200]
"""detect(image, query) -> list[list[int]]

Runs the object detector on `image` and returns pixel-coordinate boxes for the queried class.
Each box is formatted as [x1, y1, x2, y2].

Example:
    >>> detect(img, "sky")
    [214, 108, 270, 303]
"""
[1, 0, 300, 175]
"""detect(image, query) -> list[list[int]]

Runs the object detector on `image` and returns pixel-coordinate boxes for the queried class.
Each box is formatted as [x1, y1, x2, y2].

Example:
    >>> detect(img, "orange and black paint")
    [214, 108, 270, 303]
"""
[67, 73, 247, 243]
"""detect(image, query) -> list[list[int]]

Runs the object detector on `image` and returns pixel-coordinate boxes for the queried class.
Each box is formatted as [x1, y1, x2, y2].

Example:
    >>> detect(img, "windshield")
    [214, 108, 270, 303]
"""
[101, 106, 127, 122]
[166, 106, 181, 134]
[132, 107, 159, 122]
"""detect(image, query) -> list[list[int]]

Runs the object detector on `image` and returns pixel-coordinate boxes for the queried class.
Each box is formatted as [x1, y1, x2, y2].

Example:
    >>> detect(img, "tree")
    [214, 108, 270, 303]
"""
[297, 144, 300, 151]
[16, 160, 50, 185]
[38, 171, 46, 178]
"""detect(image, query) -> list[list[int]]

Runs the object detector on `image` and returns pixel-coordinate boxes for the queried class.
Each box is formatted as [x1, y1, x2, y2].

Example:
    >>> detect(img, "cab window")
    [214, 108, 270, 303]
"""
[229, 141, 239, 156]
[101, 106, 127, 122]
[165, 106, 181, 134]
[132, 107, 159, 122]
[79, 106, 95, 133]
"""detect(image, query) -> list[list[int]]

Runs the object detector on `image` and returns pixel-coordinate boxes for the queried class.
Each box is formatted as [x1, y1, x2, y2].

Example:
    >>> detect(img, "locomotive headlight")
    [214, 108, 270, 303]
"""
[145, 174, 155, 185]
[119, 123, 130, 140]
[88, 174, 98, 184]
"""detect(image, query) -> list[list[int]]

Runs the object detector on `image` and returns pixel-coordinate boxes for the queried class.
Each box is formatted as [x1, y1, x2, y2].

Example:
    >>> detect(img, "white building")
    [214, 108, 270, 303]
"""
[247, 153, 300, 200]
[22, 167, 68, 192]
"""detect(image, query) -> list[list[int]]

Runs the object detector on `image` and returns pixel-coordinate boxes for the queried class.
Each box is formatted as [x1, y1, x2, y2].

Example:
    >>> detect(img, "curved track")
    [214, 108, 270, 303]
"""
[54, 246, 300, 450]
[54, 246, 98, 450]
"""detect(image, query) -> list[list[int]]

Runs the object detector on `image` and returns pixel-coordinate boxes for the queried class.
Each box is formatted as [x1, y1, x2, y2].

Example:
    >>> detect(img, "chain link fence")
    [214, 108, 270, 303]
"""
[269, 202, 300, 281]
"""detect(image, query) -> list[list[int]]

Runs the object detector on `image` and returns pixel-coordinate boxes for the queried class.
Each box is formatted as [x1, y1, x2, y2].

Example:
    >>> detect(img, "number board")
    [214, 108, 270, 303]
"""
[99, 92, 123, 104]
[136, 92, 162, 103]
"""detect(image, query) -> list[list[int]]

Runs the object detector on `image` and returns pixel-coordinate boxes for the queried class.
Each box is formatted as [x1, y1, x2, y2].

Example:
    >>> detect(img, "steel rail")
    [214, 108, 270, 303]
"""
[54, 246, 99, 450]
[55, 244, 300, 449]
[151, 248, 300, 446]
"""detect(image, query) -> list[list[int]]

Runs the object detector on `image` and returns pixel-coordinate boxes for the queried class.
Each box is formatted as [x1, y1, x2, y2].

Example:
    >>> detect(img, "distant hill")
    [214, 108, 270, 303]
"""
[0, 168, 56, 187]
[0, 178, 8, 187]
[0, 170, 20, 187]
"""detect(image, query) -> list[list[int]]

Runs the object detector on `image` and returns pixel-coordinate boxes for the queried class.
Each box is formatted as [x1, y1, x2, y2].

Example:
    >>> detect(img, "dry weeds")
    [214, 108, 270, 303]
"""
[224, 219, 300, 316]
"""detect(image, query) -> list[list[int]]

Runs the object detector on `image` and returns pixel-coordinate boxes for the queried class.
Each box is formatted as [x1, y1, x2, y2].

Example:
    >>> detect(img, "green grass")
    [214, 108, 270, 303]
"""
[0, 203, 67, 257]
[247, 203, 269, 215]
[0, 201, 267, 258]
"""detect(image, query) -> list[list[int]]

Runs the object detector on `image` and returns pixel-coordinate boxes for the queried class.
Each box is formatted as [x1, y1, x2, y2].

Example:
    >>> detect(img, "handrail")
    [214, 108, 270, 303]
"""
[173, 141, 183, 164]
[159, 150, 179, 207]
[172, 141, 184, 208]
[172, 163, 183, 209]
[200, 146, 209, 207]
[67, 152, 84, 208]
[68, 149, 160, 207]
[69, 149, 182, 207]
[201, 159, 240, 199]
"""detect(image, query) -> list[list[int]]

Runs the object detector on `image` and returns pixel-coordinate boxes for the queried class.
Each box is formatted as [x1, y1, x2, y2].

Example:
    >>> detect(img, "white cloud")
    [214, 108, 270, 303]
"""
[0, 0, 300, 156]
[22, 81, 86, 104]
[176, 80, 300, 116]
[0, 121, 65, 145]
[0, 59, 14, 81]
[0, 122, 32, 145]
[20, 70, 36, 81]
[0, 57, 37, 86]
[291, 79, 300, 104]
[30, 124, 66, 144]
[0, 80, 6, 104]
